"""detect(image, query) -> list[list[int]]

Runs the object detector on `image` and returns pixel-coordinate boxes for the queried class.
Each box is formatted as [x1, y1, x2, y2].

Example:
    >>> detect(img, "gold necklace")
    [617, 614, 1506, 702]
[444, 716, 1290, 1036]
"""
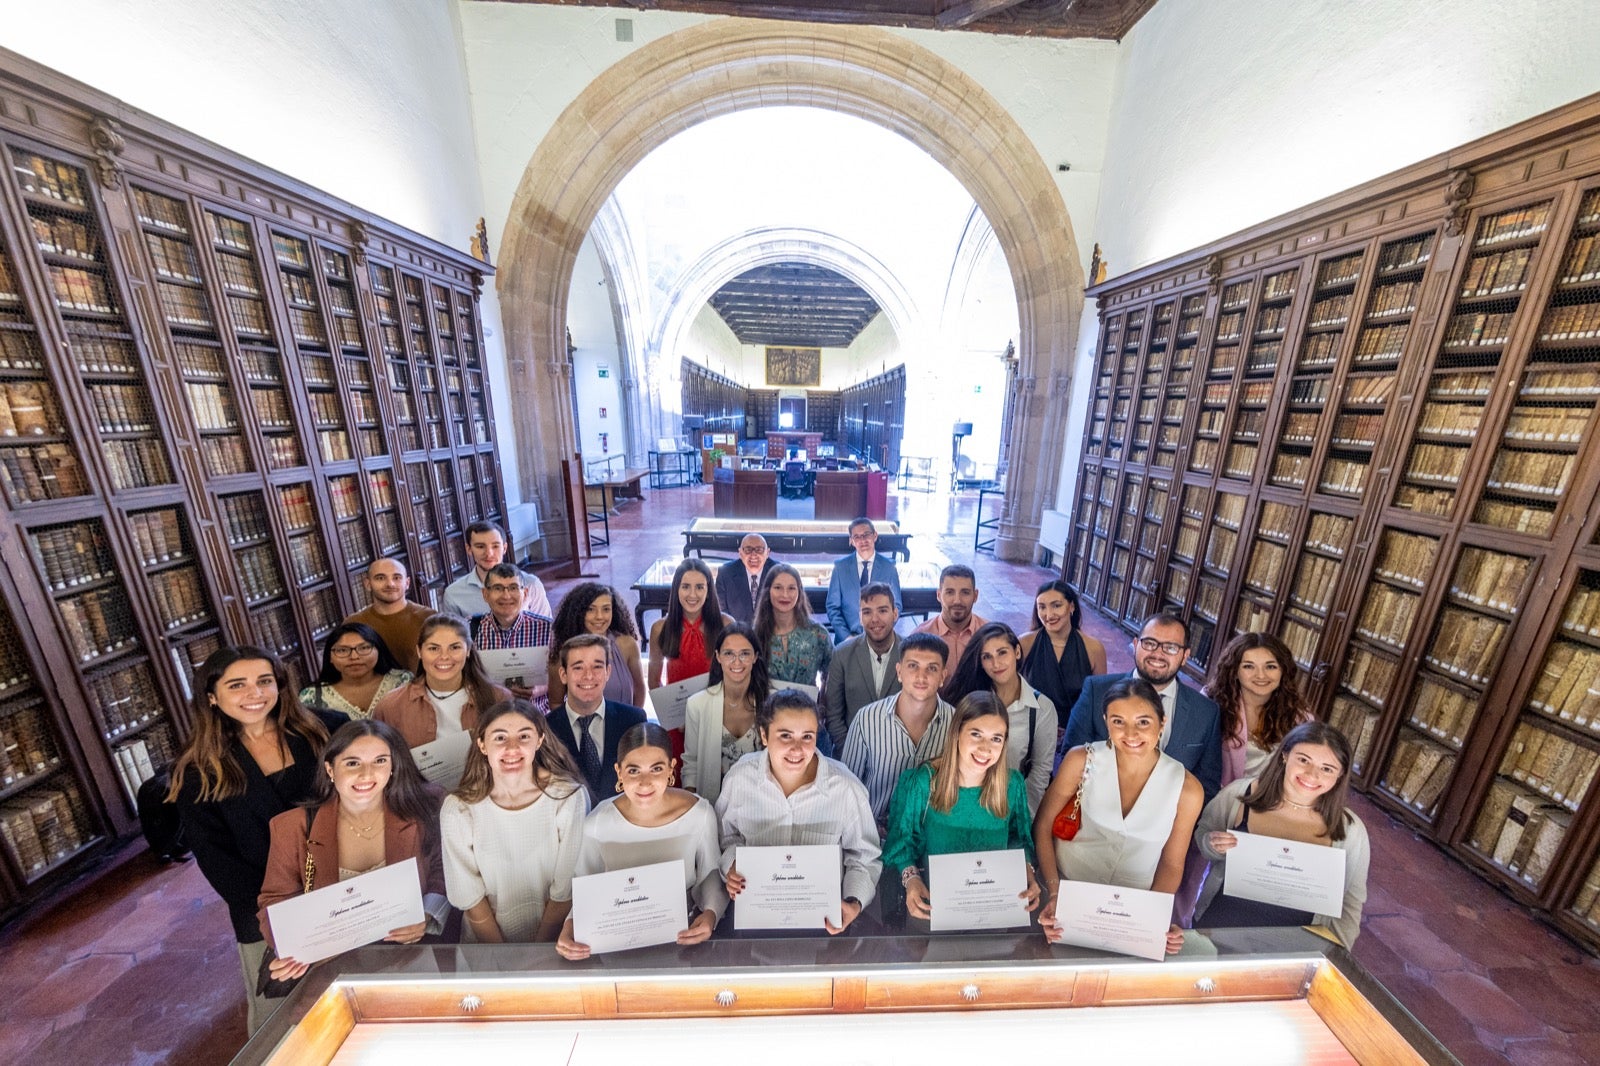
[1282, 797, 1315, 811]
[341, 812, 383, 839]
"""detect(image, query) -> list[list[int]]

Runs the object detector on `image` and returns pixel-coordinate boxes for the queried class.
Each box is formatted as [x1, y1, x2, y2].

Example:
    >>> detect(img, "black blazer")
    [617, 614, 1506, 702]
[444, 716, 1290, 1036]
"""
[547, 698, 648, 800]
[715, 556, 777, 624]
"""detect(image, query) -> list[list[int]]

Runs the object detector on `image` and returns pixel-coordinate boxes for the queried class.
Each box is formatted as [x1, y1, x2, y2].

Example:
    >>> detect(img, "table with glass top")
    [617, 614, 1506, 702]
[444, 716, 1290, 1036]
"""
[681, 518, 912, 561]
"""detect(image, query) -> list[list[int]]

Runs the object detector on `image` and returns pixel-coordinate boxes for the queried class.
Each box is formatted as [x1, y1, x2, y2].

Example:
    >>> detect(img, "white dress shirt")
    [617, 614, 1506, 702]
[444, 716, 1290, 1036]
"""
[574, 796, 729, 919]
[840, 694, 953, 824]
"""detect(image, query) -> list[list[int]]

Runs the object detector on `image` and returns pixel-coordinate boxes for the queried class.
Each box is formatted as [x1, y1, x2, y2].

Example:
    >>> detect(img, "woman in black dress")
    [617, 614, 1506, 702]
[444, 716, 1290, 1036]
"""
[1017, 580, 1106, 721]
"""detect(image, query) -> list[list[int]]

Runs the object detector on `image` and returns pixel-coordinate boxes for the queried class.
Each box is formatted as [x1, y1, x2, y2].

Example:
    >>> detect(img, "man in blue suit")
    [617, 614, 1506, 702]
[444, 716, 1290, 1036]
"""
[1058, 610, 1222, 802]
[545, 633, 647, 803]
[825, 517, 902, 643]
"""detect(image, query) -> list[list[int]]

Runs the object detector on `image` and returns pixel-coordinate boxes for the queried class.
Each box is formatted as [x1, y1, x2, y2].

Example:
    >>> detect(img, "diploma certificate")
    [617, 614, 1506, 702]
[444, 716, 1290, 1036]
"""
[476, 645, 549, 690]
[1222, 831, 1346, 917]
[266, 858, 424, 965]
[928, 849, 1030, 932]
[410, 729, 471, 789]
[571, 859, 690, 953]
[648, 673, 710, 731]
[1051, 881, 1172, 962]
[733, 844, 842, 931]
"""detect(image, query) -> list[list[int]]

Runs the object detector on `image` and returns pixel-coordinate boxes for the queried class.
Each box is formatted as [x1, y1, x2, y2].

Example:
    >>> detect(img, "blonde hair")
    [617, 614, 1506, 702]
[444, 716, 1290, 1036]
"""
[927, 692, 1010, 819]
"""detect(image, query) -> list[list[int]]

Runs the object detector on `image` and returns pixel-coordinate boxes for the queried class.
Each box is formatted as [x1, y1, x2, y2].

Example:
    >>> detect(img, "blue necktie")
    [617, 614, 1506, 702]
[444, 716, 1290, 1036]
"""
[576, 713, 601, 789]
[860, 558, 870, 589]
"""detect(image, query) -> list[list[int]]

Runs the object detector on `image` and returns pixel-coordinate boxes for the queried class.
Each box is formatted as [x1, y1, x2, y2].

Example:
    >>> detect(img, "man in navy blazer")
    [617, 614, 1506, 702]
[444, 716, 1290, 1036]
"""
[825, 517, 902, 643]
[714, 534, 777, 624]
[1058, 611, 1223, 801]
[546, 634, 647, 802]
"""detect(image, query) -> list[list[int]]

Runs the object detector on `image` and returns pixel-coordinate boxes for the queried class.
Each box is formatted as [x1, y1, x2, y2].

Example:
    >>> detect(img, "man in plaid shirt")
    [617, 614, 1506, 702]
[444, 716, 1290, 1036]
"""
[470, 562, 554, 707]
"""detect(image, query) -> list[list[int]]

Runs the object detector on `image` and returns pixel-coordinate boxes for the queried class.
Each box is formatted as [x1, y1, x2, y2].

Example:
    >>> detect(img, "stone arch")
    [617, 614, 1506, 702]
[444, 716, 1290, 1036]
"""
[499, 17, 1084, 562]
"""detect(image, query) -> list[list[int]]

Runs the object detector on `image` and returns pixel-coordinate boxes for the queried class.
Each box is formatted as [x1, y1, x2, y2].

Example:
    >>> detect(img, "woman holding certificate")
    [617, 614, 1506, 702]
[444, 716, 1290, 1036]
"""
[257, 719, 447, 983]
[372, 615, 510, 749]
[441, 699, 589, 942]
[755, 564, 833, 688]
[299, 623, 412, 720]
[545, 583, 647, 708]
[884, 692, 1041, 923]
[1205, 633, 1315, 787]
[648, 559, 730, 777]
[1194, 721, 1369, 947]
[683, 623, 771, 804]
[717, 690, 881, 933]
[942, 622, 1058, 813]
[1035, 678, 1203, 954]
[556, 723, 728, 959]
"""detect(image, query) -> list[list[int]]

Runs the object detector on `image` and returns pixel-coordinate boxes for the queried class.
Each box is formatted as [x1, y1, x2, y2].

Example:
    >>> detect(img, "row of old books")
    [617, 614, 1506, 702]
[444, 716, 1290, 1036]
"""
[237, 544, 287, 605]
[1528, 641, 1600, 729]
[1475, 498, 1554, 536]
[1375, 531, 1438, 587]
[1537, 300, 1600, 341]
[1308, 293, 1353, 329]
[1460, 246, 1533, 297]
[1559, 232, 1600, 284]
[31, 213, 95, 262]
[220, 493, 270, 545]
[110, 737, 158, 803]
[0, 702, 60, 786]
[1442, 310, 1515, 349]
[1451, 548, 1532, 612]
[1523, 366, 1600, 397]
[1472, 780, 1570, 886]
[1356, 583, 1421, 648]
[1331, 413, 1381, 447]
[251, 387, 293, 428]
[200, 433, 250, 478]
[103, 437, 171, 492]
[59, 587, 138, 662]
[47, 264, 116, 314]
[1477, 203, 1552, 246]
[346, 390, 379, 426]
[1296, 330, 1340, 371]
[1280, 617, 1319, 667]
[149, 567, 208, 630]
[286, 535, 331, 587]
[72, 332, 140, 375]
[1261, 270, 1299, 301]
[1406, 677, 1480, 747]
[307, 391, 344, 428]
[29, 523, 113, 591]
[1379, 235, 1432, 273]
[1319, 455, 1370, 496]
[1402, 443, 1468, 487]
[1562, 587, 1600, 637]
[0, 379, 54, 437]
[155, 282, 212, 329]
[278, 483, 319, 533]
[299, 354, 337, 390]
[207, 213, 252, 252]
[214, 250, 261, 295]
[175, 341, 227, 381]
[250, 603, 299, 658]
[1341, 644, 1400, 708]
[303, 588, 340, 638]
[1501, 721, 1599, 810]
[1202, 527, 1238, 572]
[85, 661, 162, 739]
[1424, 609, 1509, 685]
[0, 444, 87, 503]
[1429, 370, 1494, 400]
[0, 783, 90, 876]
[263, 433, 301, 470]
[288, 307, 325, 347]
[87, 382, 156, 433]
[183, 381, 239, 433]
[1353, 323, 1411, 365]
[328, 475, 365, 522]
[1318, 253, 1364, 289]
[1243, 540, 1285, 593]
[1417, 401, 1483, 438]
[142, 233, 201, 283]
[1366, 280, 1418, 317]
[1290, 553, 1341, 613]
[1380, 731, 1456, 812]
[226, 294, 272, 338]
[0, 329, 44, 370]
[1306, 513, 1353, 555]
[317, 429, 353, 464]
[1289, 377, 1333, 407]
[1328, 695, 1380, 772]
[1573, 859, 1600, 929]
[13, 154, 88, 207]
[336, 521, 374, 569]
[1484, 449, 1575, 497]
[132, 189, 188, 234]
[1343, 374, 1396, 405]
[1255, 305, 1290, 336]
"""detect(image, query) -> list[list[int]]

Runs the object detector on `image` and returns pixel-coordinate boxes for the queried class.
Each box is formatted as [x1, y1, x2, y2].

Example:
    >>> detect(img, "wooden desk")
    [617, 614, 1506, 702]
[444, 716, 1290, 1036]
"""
[680, 517, 912, 560]
[812, 470, 868, 520]
[712, 467, 778, 518]
[585, 468, 648, 512]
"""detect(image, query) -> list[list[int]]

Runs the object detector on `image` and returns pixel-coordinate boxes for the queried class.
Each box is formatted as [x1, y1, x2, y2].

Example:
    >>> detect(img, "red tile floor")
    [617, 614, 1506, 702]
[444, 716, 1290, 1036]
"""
[3, 482, 1597, 1064]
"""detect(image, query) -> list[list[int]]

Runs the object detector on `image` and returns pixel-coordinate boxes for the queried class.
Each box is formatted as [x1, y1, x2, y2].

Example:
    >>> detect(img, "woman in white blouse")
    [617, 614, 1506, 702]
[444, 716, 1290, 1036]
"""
[440, 699, 589, 942]
[716, 689, 881, 934]
[557, 723, 728, 959]
[683, 622, 770, 805]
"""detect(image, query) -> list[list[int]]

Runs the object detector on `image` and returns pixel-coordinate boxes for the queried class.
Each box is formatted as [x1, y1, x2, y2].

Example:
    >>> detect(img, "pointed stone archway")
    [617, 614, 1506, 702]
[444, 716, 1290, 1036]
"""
[498, 17, 1084, 563]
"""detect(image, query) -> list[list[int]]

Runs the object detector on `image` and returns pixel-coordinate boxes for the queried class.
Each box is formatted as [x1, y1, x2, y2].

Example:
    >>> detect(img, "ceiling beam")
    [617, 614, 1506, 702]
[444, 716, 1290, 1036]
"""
[936, 0, 1032, 30]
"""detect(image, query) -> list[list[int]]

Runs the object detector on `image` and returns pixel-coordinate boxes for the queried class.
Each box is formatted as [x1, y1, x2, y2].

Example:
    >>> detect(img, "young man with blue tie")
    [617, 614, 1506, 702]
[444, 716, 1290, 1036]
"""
[825, 517, 902, 644]
[544, 633, 646, 803]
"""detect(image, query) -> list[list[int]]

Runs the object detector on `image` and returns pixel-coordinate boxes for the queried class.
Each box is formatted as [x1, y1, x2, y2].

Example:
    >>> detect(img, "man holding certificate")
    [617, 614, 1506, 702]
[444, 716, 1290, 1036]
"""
[717, 690, 881, 934]
[883, 692, 1040, 930]
[469, 563, 554, 704]
[1193, 721, 1370, 948]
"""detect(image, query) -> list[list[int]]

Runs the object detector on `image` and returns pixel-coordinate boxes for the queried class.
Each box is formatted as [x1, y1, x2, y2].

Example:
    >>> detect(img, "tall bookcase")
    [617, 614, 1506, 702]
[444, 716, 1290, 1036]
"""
[0, 53, 507, 921]
[1070, 93, 1600, 952]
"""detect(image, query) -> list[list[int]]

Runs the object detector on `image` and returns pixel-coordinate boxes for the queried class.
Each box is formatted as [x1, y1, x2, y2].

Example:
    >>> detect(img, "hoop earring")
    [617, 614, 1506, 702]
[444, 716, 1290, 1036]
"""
[614, 781, 623, 793]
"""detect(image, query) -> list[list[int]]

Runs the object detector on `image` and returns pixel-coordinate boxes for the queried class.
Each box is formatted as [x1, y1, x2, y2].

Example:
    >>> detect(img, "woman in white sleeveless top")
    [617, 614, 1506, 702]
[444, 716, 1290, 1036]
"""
[1034, 677, 1203, 954]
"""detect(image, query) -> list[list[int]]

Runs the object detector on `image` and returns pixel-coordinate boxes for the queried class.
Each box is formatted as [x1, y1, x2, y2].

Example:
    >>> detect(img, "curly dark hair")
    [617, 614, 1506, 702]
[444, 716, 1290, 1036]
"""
[1204, 632, 1311, 752]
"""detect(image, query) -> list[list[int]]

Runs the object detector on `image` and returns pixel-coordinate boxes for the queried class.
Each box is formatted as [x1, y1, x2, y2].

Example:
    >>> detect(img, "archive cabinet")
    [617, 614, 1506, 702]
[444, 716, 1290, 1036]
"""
[1069, 91, 1600, 951]
[0, 50, 508, 920]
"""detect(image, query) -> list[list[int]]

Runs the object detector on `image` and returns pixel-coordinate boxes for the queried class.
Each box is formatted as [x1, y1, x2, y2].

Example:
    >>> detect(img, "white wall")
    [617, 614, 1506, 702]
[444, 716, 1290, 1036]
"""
[567, 235, 629, 464]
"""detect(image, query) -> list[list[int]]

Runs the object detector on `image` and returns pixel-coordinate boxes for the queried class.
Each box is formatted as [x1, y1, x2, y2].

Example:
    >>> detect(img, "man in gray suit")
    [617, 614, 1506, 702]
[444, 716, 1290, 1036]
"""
[822, 583, 902, 748]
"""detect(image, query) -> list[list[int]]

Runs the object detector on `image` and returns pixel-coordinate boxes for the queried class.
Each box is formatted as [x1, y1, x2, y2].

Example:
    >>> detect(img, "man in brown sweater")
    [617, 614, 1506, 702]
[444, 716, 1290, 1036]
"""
[343, 558, 434, 673]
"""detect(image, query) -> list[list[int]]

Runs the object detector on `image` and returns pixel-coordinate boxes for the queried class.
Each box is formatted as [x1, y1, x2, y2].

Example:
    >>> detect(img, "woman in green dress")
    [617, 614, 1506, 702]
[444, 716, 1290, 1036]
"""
[884, 691, 1041, 922]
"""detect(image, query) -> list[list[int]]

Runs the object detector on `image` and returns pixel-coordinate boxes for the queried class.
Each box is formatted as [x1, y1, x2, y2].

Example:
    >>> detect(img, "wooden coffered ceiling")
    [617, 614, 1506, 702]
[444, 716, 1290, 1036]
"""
[473, 0, 1158, 39]
[710, 263, 881, 348]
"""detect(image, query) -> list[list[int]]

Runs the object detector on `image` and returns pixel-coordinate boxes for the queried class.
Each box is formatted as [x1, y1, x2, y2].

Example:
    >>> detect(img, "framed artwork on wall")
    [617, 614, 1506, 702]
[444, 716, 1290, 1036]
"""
[766, 347, 821, 387]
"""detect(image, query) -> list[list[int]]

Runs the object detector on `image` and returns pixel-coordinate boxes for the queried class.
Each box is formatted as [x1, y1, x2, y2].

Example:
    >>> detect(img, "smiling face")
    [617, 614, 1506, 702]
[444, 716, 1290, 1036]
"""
[676, 570, 708, 619]
[418, 626, 467, 686]
[956, 712, 1008, 784]
[896, 648, 946, 703]
[615, 744, 675, 807]
[327, 734, 393, 813]
[978, 634, 1019, 688]
[937, 577, 978, 628]
[768, 572, 802, 618]
[739, 536, 769, 574]
[481, 573, 526, 624]
[1034, 589, 1073, 636]
[859, 594, 898, 644]
[366, 559, 409, 606]
[1132, 619, 1189, 686]
[1237, 646, 1283, 702]
[762, 708, 819, 780]
[716, 633, 756, 687]
[467, 529, 507, 571]
[1105, 695, 1163, 759]
[583, 593, 614, 635]
[210, 659, 279, 729]
[1281, 742, 1344, 807]
[478, 711, 541, 787]
[559, 644, 611, 713]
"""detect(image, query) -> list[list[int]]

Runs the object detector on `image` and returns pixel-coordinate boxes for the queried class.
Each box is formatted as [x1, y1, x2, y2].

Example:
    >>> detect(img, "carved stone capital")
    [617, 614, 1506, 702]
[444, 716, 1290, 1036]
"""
[1444, 169, 1476, 237]
[349, 221, 370, 265]
[1205, 254, 1225, 296]
[88, 116, 126, 190]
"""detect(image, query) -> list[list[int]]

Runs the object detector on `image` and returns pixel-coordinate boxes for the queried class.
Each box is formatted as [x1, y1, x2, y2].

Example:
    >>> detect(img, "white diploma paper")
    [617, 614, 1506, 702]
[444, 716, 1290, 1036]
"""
[648, 673, 710, 731]
[266, 858, 424, 965]
[928, 849, 1030, 932]
[476, 645, 550, 690]
[734, 844, 842, 931]
[571, 859, 690, 953]
[1223, 831, 1347, 917]
[411, 729, 471, 789]
[1052, 881, 1173, 962]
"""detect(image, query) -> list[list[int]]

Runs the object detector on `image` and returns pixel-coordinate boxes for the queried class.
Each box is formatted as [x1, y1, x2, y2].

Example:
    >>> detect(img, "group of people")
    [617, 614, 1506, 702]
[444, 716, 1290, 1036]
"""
[167, 515, 1368, 1036]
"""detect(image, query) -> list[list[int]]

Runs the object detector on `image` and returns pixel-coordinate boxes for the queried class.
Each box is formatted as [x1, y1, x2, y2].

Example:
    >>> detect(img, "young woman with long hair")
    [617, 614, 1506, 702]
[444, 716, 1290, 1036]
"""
[647, 558, 731, 777]
[166, 646, 339, 1034]
[372, 614, 509, 756]
[1017, 580, 1106, 720]
[754, 563, 832, 688]
[1194, 721, 1369, 947]
[256, 719, 447, 983]
[942, 621, 1058, 812]
[683, 622, 771, 804]
[884, 692, 1040, 923]
[441, 699, 589, 942]
[556, 723, 727, 959]
[545, 582, 646, 708]
[1203, 632, 1314, 787]
[299, 623, 411, 720]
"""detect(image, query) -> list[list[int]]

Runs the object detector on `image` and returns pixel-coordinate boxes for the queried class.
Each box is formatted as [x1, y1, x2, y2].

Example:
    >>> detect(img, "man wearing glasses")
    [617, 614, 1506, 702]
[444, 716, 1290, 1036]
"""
[469, 562, 555, 705]
[714, 534, 777, 624]
[825, 517, 902, 644]
[1057, 610, 1222, 802]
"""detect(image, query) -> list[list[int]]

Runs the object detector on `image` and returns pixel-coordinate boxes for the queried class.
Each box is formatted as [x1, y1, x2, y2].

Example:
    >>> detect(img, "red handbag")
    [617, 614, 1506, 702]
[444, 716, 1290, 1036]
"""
[1051, 745, 1094, 841]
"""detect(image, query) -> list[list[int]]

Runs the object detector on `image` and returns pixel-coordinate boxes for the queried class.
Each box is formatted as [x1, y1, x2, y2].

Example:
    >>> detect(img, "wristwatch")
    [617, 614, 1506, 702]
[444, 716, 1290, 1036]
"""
[900, 867, 923, 887]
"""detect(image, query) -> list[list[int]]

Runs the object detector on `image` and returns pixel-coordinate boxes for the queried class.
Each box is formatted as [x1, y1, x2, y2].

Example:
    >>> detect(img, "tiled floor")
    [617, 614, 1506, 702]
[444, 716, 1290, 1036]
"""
[3, 483, 1597, 1064]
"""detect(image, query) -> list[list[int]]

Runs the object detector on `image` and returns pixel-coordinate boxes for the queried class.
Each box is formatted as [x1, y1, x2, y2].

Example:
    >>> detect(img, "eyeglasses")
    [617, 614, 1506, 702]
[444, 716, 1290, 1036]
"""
[331, 643, 376, 658]
[718, 649, 756, 663]
[485, 583, 523, 594]
[739, 545, 767, 555]
[1135, 637, 1187, 656]
[849, 530, 876, 543]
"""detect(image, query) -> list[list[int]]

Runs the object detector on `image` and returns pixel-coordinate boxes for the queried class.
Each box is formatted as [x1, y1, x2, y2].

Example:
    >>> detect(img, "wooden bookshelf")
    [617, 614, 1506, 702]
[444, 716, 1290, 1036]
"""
[0, 56, 506, 920]
[1070, 97, 1600, 951]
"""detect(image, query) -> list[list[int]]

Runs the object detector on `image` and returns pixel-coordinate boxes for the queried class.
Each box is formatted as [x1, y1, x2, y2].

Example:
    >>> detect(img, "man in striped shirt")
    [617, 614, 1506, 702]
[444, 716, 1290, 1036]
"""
[470, 562, 554, 704]
[840, 632, 953, 827]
